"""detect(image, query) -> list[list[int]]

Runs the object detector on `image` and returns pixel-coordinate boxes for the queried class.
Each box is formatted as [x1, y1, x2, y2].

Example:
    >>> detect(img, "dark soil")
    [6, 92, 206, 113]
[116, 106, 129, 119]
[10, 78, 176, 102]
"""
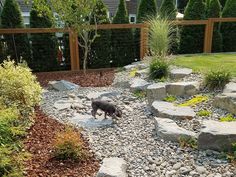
[24, 109, 99, 177]
[35, 69, 115, 88]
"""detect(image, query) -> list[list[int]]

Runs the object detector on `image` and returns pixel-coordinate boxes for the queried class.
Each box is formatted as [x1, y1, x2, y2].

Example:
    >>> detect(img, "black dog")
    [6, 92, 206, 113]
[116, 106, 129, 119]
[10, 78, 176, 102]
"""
[91, 100, 122, 119]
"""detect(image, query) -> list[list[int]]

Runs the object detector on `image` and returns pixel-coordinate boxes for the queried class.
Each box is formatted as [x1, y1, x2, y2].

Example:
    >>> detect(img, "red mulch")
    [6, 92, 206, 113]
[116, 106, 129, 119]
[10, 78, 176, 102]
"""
[24, 109, 100, 177]
[35, 69, 115, 88]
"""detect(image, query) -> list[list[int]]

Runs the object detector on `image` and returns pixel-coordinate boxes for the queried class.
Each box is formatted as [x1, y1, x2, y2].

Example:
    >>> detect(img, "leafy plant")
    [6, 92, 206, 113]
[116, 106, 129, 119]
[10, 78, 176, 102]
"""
[147, 16, 175, 57]
[197, 110, 212, 117]
[179, 136, 198, 149]
[53, 128, 88, 161]
[163, 95, 177, 102]
[149, 57, 169, 80]
[179, 95, 208, 107]
[220, 114, 236, 122]
[0, 60, 42, 116]
[133, 90, 147, 99]
[204, 70, 231, 91]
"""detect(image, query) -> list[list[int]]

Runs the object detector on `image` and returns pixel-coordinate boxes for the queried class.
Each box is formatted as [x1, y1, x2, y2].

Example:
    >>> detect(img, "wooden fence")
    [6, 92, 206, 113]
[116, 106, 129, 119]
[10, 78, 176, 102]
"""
[0, 17, 235, 71]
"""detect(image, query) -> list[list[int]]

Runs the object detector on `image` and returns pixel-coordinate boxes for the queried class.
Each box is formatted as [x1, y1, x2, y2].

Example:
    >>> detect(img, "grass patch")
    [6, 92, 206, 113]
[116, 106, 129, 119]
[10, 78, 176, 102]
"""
[179, 136, 198, 149]
[173, 54, 236, 77]
[179, 95, 208, 107]
[197, 110, 212, 117]
[220, 114, 236, 122]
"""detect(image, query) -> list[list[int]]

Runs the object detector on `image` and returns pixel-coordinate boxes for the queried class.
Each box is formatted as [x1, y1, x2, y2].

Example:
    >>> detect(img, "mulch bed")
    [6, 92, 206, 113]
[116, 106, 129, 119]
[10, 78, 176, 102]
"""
[35, 69, 115, 87]
[24, 109, 100, 177]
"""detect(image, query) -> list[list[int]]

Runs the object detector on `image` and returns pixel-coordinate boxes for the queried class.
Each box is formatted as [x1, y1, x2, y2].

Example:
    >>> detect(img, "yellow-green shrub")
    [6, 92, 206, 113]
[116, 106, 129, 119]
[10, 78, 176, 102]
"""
[179, 95, 208, 107]
[0, 60, 42, 116]
[53, 129, 87, 161]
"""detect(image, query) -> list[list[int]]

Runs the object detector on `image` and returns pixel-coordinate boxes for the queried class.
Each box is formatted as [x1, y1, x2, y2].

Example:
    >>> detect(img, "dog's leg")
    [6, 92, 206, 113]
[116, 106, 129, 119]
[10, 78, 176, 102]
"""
[92, 108, 98, 119]
[104, 112, 107, 119]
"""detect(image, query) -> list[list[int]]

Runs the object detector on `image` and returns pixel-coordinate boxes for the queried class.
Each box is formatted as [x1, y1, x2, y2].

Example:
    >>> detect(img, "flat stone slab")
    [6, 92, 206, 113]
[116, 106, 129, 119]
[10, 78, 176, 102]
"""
[223, 82, 236, 93]
[97, 158, 128, 177]
[198, 120, 236, 151]
[213, 93, 236, 115]
[69, 113, 113, 128]
[152, 101, 196, 120]
[48, 80, 79, 91]
[147, 83, 166, 105]
[135, 68, 149, 78]
[166, 81, 199, 96]
[54, 99, 82, 111]
[124, 62, 147, 71]
[170, 68, 193, 80]
[154, 118, 196, 143]
[130, 78, 150, 91]
[86, 91, 120, 100]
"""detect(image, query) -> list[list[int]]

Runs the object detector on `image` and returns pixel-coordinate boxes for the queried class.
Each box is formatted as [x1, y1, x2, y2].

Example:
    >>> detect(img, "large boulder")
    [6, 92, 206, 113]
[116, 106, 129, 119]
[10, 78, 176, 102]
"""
[223, 82, 236, 93]
[152, 101, 196, 120]
[129, 78, 150, 92]
[198, 120, 236, 151]
[147, 83, 166, 105]
[170, 68, 193, 80]
[213, 93, 236, 115]
[48, 80, 79, 91]
[97, 158, 128, 177]
[124, 62, 147, 71]
[154, 118, 196, 142]
[135, 68, 149, 78]
[166, 82, 199, 96]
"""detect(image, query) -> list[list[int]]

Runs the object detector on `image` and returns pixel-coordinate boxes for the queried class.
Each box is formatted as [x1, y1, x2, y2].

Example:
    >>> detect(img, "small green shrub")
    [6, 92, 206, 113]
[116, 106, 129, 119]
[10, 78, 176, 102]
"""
[149, 58, 169, 80]
[197, 110, 212, 117]
[220, 114, 236, 122]
[179, 136, 198, 149]
[204, 70, 231, 91]
[0, 60, 42, 116]
[163, 95, 177, 102]
[133, 90, 147, 99]
[53, 129, 87, 161]
[179, 95, 208, 107]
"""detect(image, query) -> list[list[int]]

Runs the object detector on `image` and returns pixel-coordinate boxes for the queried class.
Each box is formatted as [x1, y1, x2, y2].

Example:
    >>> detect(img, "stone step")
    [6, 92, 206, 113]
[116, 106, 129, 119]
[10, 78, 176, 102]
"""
[154, 118, 196, 143]
[170, 68, 193, 80]
[147, 83, 166, 105]
[213, 93, 236, 115]
[151, 101, 196, 120]
[129, 78, 150, 91]
[166, 81, 199, 97]
[223, 82, 236, 93]
[97, 158, 128, 177]
[48, 80, 79, 91]
[198, 120, 236, 151]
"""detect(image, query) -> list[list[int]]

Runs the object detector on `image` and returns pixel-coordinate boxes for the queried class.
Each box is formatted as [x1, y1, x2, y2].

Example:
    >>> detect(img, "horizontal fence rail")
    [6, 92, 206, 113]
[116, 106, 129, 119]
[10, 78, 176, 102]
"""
[0, 18, 235, 71]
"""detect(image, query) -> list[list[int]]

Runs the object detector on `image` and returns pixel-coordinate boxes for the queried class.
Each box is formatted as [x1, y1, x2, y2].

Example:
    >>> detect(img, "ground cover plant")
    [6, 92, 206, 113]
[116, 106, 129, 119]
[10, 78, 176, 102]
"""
[197, 110, 212, 117]
[174, 54, 236, 76]
[179, 95, 209, 107]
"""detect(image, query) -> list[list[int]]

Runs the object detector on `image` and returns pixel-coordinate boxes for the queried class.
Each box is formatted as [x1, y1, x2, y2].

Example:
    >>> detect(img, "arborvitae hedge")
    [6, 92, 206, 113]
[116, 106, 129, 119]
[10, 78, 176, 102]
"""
[89, 0, 111, 69]
[207, 0, 223, 52]
[219, 0, 227, 8]
[1, 0, 30, 62]
[179, 0, 206, 54]
[111, 0, 135, 67]
[159, 0, 179, 54]
[177, 0, 189, 13]
[137, 0, 157, 23]
[221, 0, 236, 52]
[30, 5, 58, 71]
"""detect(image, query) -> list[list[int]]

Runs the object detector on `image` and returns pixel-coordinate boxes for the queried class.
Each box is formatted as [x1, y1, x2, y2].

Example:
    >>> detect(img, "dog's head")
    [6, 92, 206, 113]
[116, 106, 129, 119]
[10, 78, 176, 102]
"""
[115, 109, 122, 118]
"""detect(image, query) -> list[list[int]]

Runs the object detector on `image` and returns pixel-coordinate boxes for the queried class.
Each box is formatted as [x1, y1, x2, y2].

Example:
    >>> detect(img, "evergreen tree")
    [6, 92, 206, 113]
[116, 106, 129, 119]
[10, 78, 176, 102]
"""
[219, 0, 227, 8]
[1, 0, 30, 62]
[221, 0, 236, 52]
[159, 0, 179, 54]
[206, 0, 223, 52]
[177, 0, 189, 13]
[111, 0, 135, 67]
[30, 4, 58, 71]
[136, 0, 157, 59]
[179, 0, 206, 54]
[88, 0, 111, 69]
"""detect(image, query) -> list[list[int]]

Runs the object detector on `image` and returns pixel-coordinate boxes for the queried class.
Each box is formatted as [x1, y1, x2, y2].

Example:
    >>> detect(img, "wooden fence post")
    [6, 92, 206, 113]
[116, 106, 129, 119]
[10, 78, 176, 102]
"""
[204, 18, 214, 53]
[69, 29, 80, 71]
[140, 24, 148, 60]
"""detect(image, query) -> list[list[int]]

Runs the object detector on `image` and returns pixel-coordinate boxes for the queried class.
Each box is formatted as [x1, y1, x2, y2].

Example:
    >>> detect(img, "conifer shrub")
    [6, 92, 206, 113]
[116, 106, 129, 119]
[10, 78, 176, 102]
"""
[221, 0, 236, 52]
[0, 60, 42, 116]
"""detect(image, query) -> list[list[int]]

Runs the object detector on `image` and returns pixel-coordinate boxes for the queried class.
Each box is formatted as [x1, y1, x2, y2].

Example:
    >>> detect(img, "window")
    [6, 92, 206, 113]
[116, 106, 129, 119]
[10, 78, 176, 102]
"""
[129, 14, 136, 24]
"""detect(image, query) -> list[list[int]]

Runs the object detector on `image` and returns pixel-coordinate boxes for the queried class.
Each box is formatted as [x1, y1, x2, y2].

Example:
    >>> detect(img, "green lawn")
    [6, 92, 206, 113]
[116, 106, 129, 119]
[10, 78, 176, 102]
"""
[173, 53, 236, 77]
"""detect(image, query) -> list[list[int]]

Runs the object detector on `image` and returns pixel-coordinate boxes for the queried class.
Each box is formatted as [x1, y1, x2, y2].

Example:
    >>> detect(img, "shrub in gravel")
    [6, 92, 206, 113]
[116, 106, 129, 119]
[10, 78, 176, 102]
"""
[53, 129, 88, 161]
[179, 136, 197, 149]
[204, 70, 231, 91]
[220, 114, 236, 122]
[163, 95, 177, 102]
[197, 110, 212, 117]
[133, 90, 147, 99]
[179, 95, 209, 107]
[0, 60, 42, 116]
[149, 57, 169, 80]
